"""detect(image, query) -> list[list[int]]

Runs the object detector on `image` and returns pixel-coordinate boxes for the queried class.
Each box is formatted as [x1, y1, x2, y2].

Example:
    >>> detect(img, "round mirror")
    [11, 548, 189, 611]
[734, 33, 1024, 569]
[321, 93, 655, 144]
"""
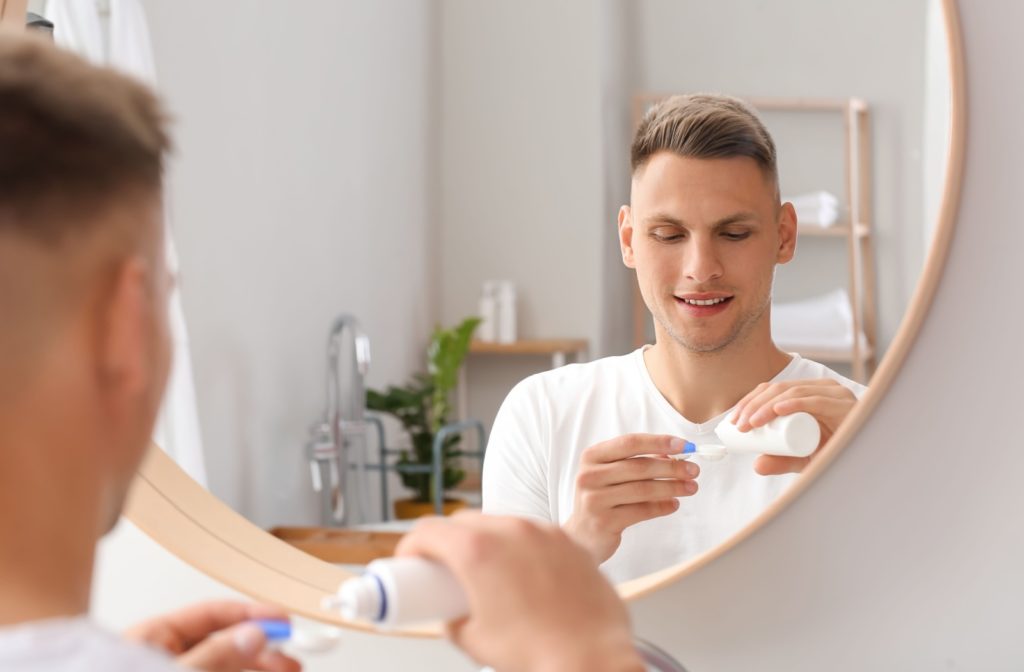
[108, 0, 963, 632]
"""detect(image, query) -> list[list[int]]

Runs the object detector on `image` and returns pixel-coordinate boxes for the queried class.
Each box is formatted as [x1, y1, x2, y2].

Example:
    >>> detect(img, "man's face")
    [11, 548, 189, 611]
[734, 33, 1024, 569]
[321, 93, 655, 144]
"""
[619, 152, 796, 354]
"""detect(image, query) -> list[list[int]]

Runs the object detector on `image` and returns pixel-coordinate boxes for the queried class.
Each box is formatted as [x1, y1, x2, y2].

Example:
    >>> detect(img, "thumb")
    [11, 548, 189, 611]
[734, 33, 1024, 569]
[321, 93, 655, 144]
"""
[754, 454, 811, 476]
[176, 622, 266, 672]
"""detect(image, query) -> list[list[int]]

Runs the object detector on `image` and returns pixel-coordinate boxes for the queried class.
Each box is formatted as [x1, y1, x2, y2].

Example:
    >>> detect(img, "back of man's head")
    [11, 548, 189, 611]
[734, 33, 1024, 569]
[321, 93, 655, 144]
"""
[0, 31, 173, 526]
[0, 30, 169, 240]
[631, 93, 779, 198]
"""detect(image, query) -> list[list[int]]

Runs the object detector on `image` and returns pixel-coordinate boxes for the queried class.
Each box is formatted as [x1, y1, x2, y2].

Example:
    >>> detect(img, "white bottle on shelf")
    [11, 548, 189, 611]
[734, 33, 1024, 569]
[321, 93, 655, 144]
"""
[328, 557, 468, 629]
[497, 281, 517, 344]
[477, 281, 498, 342]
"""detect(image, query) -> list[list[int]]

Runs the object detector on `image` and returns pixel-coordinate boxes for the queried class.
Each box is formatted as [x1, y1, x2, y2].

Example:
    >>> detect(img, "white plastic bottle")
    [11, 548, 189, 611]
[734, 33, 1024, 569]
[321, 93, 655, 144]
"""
[705, 411, 821, 458]
[477, 281, 498, 342]
[326, 557, 468, 629]
[497, 281, 517, 344]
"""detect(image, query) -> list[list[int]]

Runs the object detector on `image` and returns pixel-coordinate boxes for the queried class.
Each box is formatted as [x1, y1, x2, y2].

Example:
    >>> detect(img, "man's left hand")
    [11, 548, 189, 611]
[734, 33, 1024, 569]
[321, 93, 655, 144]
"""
[123, 600, 301, 672]
[728, 378, 858, 475]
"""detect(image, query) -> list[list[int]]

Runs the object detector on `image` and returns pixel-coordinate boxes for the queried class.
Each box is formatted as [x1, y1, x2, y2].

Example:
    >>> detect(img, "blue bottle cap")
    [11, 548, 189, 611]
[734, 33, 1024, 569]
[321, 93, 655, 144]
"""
[252, 619, 292, 642]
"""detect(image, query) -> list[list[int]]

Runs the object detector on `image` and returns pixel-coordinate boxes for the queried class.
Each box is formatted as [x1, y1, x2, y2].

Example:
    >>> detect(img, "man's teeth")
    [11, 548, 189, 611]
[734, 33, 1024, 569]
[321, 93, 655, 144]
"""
[681, 297, 728, 306]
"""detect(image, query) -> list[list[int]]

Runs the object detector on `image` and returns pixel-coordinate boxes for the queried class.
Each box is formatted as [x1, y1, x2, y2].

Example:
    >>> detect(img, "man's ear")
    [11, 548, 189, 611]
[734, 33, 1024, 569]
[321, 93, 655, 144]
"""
[776, 201, 798, 264]
[98, 257, 152, 399]
[618, 205, 637, 268]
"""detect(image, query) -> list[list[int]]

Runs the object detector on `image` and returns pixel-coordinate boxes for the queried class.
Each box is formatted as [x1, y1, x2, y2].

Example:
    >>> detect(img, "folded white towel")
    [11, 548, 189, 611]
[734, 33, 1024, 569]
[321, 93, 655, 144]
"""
[772, 288, 866, 352]
[785, 190, 842, 227]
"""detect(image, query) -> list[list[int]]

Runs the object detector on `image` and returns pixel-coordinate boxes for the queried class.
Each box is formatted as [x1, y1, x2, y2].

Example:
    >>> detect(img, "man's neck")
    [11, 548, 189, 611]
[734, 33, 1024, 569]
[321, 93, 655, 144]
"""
[643, 326, 791, 424]
[0, 425, 101, 626]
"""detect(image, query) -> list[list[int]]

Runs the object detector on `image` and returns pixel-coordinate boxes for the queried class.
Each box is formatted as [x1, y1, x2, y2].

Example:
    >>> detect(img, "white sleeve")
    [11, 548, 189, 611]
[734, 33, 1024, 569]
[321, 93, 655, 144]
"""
[481, 376, 553, 522]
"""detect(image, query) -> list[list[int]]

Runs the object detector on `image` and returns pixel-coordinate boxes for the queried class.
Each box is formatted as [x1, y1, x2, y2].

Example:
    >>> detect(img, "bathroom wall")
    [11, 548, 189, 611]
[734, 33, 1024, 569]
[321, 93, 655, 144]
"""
[436, 0, 609, 429]
[140, 0, 439, 527]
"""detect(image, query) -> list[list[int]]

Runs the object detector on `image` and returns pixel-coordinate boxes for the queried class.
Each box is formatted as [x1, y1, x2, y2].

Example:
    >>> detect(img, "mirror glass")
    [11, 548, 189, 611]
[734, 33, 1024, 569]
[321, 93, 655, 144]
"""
[39, 0, 953, 584]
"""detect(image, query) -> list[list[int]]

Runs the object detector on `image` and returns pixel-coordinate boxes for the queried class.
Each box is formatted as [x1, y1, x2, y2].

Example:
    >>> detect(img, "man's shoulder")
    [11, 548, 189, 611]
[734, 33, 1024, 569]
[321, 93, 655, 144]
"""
[0, 618, 177, 671]
[781, 355, 868, 397]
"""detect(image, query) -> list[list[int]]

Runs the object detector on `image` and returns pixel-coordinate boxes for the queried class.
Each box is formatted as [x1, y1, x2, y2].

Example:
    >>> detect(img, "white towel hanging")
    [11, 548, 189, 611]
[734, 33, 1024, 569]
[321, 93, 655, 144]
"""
[42, 0, 208, 487]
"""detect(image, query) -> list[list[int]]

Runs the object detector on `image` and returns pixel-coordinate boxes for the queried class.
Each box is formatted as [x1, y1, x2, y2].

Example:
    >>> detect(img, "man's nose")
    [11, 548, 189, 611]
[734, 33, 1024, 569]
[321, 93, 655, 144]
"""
[683, 237, 724, 284]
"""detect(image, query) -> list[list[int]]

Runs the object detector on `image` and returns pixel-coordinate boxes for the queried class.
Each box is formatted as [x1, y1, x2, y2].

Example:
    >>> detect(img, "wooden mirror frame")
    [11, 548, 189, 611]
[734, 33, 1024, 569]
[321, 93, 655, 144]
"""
[2, 0, 965, 637]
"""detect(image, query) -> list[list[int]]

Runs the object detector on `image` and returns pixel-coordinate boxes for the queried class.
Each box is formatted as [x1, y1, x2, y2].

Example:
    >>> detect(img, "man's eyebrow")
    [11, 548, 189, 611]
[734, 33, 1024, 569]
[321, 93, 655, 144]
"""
[641, 211, 760, 228]
[642, 212, 685, 226]
[712, 212, 759, 228]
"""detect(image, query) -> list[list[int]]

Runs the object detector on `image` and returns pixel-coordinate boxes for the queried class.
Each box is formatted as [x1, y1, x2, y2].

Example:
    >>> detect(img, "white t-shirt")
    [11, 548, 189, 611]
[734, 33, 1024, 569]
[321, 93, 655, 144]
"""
[482, 347, 867, 584]
[0, 617, 177, 671]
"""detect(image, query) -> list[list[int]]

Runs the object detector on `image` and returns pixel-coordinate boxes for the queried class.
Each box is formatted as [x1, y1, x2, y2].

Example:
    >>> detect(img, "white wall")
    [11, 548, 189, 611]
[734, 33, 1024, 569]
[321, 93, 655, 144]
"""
[437, 0, 608, 427]
[141, 0, 438, 527]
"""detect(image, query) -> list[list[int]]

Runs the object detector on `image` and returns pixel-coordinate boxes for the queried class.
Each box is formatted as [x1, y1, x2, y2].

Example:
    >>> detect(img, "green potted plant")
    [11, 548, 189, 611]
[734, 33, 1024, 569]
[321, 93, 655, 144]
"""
[366, 317, 481, 519]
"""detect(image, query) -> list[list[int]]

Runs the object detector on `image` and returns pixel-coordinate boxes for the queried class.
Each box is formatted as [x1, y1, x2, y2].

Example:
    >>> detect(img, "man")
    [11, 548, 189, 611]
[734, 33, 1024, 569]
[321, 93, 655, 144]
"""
[483, 94, 865, 583]
[0, 32, 644, 672]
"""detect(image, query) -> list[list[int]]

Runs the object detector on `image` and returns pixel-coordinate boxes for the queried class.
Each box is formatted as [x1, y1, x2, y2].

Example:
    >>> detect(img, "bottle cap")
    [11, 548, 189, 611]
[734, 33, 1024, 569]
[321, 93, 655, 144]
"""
[252, 619, 292, 642]
[331, 575, 384, 622]
[669, 441, 698, 461]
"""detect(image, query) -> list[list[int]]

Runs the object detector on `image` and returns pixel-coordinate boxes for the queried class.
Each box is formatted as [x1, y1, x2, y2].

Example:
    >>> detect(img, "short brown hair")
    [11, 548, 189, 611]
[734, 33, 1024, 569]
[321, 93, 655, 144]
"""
[0, 30, 171, 244]
[631, 94, 778, 193]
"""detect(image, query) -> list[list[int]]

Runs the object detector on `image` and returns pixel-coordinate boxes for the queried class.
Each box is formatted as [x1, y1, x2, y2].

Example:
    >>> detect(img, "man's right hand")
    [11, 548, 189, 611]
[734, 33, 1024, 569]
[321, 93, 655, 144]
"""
[395, 513, 645, 672]
[564, 434, 700, 563]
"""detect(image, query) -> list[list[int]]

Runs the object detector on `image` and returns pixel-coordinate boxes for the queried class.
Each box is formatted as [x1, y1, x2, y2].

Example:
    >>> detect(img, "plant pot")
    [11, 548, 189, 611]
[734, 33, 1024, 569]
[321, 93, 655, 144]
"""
[393, 497, 467, 520]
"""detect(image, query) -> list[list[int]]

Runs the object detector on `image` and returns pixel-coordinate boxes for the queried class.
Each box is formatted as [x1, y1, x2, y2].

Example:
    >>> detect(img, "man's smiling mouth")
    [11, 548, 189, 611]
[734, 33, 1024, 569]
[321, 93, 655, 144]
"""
[678, 297, 730, 306]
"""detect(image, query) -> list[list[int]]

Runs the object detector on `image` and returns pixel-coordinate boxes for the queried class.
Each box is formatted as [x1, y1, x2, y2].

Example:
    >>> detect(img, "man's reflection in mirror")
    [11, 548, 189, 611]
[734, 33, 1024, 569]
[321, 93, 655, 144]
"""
[484, 95, 864, 583]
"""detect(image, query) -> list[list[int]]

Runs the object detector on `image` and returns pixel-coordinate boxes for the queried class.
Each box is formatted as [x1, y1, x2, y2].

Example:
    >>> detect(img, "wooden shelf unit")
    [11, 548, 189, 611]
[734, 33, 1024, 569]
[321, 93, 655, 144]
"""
[631, 94, 878, 382]
[469, 338, 589, 358]
[457, 339, 590, 422]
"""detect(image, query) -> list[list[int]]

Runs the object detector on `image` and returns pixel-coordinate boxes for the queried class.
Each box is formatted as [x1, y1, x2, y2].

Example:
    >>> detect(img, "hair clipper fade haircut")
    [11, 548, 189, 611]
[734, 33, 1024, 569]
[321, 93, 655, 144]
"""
[631, 94, 779, 197]
[0, 31, 171, 244]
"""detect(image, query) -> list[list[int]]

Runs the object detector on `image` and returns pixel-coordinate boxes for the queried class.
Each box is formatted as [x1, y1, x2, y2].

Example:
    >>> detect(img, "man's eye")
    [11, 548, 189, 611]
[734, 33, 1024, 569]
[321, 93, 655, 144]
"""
[651, 230, 684, 242]
[721, 232, 751, 241]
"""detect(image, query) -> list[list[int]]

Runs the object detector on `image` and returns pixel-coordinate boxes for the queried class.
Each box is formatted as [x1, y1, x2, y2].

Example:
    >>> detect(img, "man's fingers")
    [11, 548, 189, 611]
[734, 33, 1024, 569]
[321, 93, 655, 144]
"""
[754, 454, 810, 475]
[594, 478, 697, 509]
[732, 382, 790, 430]
[579, 456, 698, 489]
[772, 395, 854, 434]
[730, 380, 775, 423]
[609, 499, 683, 530]
[394, 516, 469, 562]
[396, 513, 544, 580]
[253, 649, 303, 672]
[734, 380, 848, 430]
[583, 434, 688, 464]
[577, 477, 696, 514]
[176, 623, 267, 672]
[444, 617, 472, 659]
[130, 601, 288, 652]
[174, 622, 302, 672]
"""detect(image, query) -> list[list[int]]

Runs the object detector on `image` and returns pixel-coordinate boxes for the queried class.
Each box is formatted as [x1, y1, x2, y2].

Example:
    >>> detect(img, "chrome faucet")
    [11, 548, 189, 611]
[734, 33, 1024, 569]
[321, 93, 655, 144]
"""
[307, 314, 371, 526]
